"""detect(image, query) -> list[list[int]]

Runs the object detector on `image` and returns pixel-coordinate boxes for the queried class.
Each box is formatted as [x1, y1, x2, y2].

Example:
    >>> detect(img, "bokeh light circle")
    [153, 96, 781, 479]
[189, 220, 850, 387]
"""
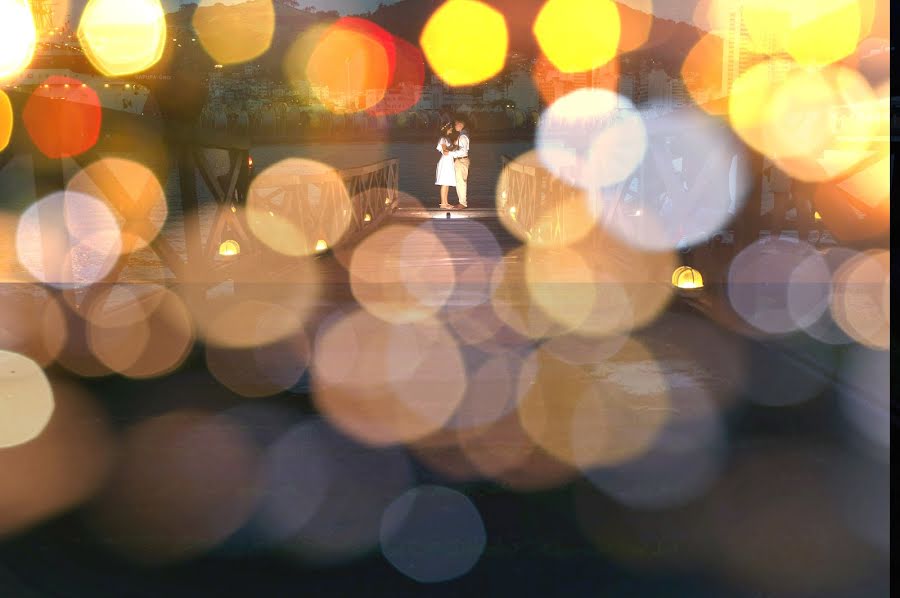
[67, 158, 168, 252]
[0, 90, 12, 152]
[420, 0, 508, 86]
[78, 0, 166, 77]
[16, 191, 122, 287]
[537, 88, 647, 190]
[728, 239, 826, 335]
[23, 76, 102, 159]
[193, 0, 275, 65]
[0, 350, 54, 448]
[380, 485, 486, 583]
[0, 0, 37, 81]
[306, 18, 395, 114]
[830, 250, 889, 350]
[533, 0, 620, 73]
[312, 310, 467, 446]
[247, 158, 352, 257]
[350, 223, 456, 323]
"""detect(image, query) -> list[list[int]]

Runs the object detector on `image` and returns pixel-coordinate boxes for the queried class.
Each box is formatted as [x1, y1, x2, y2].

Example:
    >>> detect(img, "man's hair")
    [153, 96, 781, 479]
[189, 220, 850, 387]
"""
[454, 115, 467, 126]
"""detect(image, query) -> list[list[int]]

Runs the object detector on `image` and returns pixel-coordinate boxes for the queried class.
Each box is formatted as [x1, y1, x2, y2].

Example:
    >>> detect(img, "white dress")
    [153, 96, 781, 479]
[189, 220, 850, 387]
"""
[435, 138, 457, 186]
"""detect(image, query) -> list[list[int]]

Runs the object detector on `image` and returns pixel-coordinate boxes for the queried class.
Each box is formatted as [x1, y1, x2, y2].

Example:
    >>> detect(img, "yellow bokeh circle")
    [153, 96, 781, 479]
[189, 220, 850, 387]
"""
[420, 0, 508, 86]
[0, 0, 37, 81]
[78, 0, 167, 77]
[533, 0, 620, 73]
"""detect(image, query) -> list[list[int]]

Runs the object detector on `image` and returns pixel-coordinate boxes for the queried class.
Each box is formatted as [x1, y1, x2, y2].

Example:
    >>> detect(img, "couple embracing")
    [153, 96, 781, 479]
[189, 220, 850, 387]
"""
[435, 116, 470, 209]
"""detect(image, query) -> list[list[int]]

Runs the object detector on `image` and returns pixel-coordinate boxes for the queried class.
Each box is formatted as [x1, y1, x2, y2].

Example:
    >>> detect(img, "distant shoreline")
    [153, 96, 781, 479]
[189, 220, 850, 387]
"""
[243, 129, 536, 145]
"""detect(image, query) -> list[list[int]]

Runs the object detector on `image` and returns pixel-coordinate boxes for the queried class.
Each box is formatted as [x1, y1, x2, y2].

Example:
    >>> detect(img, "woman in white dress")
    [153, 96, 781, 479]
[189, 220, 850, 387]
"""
[435, 123, 457, 208]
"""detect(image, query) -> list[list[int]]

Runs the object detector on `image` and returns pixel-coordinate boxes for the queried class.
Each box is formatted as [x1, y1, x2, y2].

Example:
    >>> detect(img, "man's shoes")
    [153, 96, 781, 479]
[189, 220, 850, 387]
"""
[454, 204, 468, 209]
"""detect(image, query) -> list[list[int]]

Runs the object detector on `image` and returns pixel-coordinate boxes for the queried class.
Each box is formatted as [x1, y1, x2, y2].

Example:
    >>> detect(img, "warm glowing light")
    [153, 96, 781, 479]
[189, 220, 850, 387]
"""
[672, 266, 704, 290]
[0, 351, 54, 448]
[830, 250, 889, 350]
[0, 0, 37, 81]
[420, 0, 508, 86]
[517, 343, 670, 469]
[742, 0, 862, 66]
[78, 0, 166, 77]
[304, 18, 394, 114]
[16, 191, 122, 287]
[496, 151, 598, 248]
[385, 197, 392, 205]
[312, 310, 467, 446]
[682, 33, 727, 114]
[23, 75, 102, 158]
[814, 211, 822, 221]
[350, 224, 456, 323]
[218, 239, 241, 256]
[67, 158, 168, 252]
[0, 90, 12, 152]
[193, 0, 274, 65]
[363, 213, 372, 222]
[533, 0, 620, 73]
[728, 59, 795, 156]
[246, 159, 352, 257]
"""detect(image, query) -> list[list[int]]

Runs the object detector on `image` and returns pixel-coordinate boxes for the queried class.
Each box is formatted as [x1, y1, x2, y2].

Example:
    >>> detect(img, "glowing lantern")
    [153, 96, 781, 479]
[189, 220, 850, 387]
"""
[672, 266, 704, 290]
[218, 240, 241, 257]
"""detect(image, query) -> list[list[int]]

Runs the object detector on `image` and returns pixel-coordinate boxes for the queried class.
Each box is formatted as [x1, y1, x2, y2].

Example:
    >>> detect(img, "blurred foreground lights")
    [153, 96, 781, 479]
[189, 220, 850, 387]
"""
[89, 410, 260, 565]
[740, 0, 864, 66]
[672, 266, 703, 290]
[517, 343, 671, 470]
[495, 151, 598, 248]
[67, 158, 168, 252]
[312, 310, 467, 446]
[0, 351, 54, 448]
[537, 89, 647, 190]
[247, 159, 352, 257]
[728, 239, 828, 336]
[280, 420, 413, 564]
[0, 285, 68, 367]
[0, 379, 113, 536]
[533, 0, 620, 73]
[206, 331, 309, 398]
[380, 486, 486, 583]
[584, 382, 725, 510]
[85, 285, 194, 378]
[350, 224, 456, 323]
[23, 75, 102, 159]
[420, 0, 508, 86]
[304, 18, 394, 114]
[218, 239, 241, 257]
[78, 0, 166, 77]
[604, 110, 750, 251]
[0, 90, 12, 152]
[830, 250, 889, 350]
[193, 0, 274, 65]
[15, 191, 122, 287]
[0, 0, 37, 81]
